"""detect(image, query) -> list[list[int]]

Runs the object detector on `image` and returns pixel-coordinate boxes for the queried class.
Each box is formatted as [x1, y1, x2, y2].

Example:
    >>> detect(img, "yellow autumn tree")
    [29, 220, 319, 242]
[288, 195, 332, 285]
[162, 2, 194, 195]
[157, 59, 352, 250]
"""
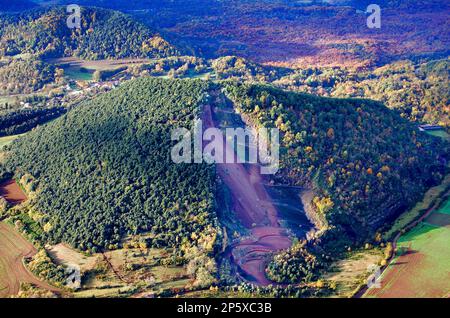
[313, 196, 334, 214]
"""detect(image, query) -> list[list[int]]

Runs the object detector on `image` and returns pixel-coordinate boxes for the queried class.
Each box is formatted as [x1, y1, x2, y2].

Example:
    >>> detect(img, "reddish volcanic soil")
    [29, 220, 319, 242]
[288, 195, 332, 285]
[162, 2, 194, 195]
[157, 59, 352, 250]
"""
[0, 179, 27, 205]
[203, 103, 292, 285]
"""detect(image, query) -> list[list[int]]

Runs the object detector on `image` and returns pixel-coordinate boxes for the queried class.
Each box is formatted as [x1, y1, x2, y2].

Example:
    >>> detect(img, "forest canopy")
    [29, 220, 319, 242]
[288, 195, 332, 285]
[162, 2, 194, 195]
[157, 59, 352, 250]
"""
[224, 82, 449, 283]
[224, 83, 448, 240]
[0, 6, 178, 60]
[2, 78, 217, 252]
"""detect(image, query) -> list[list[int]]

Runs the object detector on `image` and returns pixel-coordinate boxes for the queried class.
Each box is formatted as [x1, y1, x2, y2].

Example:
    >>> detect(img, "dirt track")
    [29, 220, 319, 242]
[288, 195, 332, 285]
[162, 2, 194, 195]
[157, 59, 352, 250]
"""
[0, 222, 60, 297]
[203, 102, 292, 285]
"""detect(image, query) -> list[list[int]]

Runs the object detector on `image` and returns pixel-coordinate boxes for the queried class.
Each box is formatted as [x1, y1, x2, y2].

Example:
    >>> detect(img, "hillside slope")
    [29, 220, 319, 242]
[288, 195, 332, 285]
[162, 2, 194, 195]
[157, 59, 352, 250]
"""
[0, 6, 178, 59]
[224, 83, 448, 240]
[1, 78, 217, 252]
[224, 83, 448, 283]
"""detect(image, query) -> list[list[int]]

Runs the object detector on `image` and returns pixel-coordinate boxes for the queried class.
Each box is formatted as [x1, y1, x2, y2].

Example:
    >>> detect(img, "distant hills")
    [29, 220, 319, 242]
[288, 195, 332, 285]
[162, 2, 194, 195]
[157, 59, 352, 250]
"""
[0, 6, 178, 60]
[28, 1, 449, 68]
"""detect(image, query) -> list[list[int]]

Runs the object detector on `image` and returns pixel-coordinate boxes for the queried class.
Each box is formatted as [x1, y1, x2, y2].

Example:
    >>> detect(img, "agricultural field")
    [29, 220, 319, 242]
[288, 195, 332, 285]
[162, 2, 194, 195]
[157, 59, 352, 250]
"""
[46, 57, 153, 81]
[364, 194, 450, 298]
[0, 222, 60, 298]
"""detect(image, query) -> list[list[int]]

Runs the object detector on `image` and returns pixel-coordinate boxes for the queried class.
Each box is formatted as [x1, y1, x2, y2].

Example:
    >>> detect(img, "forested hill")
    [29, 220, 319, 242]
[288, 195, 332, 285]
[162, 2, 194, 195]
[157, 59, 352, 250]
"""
[0, 6, 178, 59]
[224, 83, 449, 242]
[2, 78, 217, 252]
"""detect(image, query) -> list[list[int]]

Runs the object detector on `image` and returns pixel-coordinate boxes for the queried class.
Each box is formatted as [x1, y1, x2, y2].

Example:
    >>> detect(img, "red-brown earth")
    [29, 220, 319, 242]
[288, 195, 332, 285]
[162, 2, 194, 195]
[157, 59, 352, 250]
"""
[203, 102, 292, 285]
[0, 179, 27, 205]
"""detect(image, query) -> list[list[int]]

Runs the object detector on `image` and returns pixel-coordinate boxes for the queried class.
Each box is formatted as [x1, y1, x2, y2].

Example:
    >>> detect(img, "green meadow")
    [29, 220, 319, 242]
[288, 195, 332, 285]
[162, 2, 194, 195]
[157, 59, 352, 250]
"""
[0, 133, 25, 149]
[436, 198, 450, 214]
[426, 129, 450, 141]
[62, 67, 94, 81]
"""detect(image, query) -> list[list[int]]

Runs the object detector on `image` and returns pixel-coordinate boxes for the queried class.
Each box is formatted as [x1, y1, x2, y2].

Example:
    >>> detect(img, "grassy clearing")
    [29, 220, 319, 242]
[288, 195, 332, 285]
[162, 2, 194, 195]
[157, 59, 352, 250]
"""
[74, 286, 134, 298]
[0, 96, 14, 105]
[46, 241, 191, 298]
[48, 57, 151, 71]
[47, 243, 97, 272]
[62, 67, 93, 81]
[323, 249, 384, 298]
[383, 174, 450, 240]
[0, 133, 25, 149]
[426, 129, 450, 140]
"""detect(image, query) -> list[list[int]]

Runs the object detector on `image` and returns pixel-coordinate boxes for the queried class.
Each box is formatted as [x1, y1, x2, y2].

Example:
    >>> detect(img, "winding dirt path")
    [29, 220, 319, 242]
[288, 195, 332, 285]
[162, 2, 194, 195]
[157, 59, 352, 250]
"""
[203, 101, 292, 285]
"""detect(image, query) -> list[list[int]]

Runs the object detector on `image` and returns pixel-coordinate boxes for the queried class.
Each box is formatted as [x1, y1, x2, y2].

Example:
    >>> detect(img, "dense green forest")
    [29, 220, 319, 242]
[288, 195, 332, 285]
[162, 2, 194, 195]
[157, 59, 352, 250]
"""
[224, 83, 449, 283]
[0, 107, 66, 137]
[0, 7, 178, 60]
[0, 57, 57, 94]
[2, 78, 218, 253]
[219, 57, 449, 127]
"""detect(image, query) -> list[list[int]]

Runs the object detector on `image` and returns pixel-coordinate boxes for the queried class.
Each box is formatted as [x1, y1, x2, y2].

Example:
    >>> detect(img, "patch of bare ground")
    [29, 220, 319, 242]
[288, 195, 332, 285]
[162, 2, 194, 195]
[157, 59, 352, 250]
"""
[47, 243, 98, 272]
[323, 250, 384, 298]
[0, 179, 27, 205]
[47, 242, 190, 298]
